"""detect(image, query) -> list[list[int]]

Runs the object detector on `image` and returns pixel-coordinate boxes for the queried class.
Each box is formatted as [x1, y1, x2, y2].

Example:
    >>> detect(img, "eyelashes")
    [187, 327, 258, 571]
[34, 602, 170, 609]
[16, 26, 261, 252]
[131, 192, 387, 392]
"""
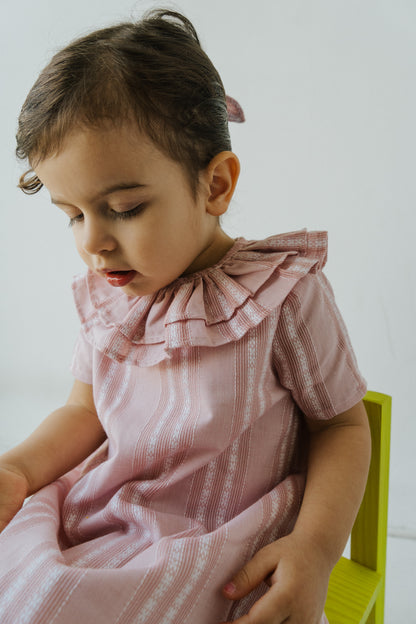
[68, 214, 83, 227]
[68, 204, 146, 228]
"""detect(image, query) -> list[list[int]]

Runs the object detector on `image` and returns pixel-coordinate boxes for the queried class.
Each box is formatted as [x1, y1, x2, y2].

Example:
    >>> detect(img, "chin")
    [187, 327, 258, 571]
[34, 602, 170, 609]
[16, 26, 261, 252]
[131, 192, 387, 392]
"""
[121, 281, 158, 298]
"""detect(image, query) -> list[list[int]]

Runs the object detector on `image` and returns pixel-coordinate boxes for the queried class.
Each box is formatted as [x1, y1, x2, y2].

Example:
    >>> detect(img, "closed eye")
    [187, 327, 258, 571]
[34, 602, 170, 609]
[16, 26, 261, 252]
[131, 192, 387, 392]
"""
[111, 203, 147, 221]
[67, 204, 146, 228]
[68, 213, 84, 228]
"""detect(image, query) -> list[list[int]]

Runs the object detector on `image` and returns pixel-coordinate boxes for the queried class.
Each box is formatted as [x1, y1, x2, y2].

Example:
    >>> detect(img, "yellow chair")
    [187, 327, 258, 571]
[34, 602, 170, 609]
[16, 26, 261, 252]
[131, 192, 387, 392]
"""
[325, 391, 392, 624]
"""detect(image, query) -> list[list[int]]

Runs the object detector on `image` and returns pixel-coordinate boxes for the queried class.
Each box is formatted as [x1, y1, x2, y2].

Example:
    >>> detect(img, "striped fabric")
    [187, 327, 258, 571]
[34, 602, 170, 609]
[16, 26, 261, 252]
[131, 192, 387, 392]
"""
[0, 231, 366, 623]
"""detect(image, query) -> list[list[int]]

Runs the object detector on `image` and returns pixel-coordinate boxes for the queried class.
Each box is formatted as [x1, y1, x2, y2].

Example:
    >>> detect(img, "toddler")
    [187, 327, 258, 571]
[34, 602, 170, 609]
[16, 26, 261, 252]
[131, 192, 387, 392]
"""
[0, 10, 370, 624]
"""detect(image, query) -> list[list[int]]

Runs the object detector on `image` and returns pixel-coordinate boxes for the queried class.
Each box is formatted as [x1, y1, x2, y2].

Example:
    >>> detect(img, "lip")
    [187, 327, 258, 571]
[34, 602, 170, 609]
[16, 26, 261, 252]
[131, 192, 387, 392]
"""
[102, 270, 137, 287]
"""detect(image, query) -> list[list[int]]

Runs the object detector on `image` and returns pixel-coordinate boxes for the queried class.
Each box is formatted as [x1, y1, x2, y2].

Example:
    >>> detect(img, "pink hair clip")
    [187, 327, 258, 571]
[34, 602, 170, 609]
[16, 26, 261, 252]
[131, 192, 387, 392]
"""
[226, 95, 245, 123]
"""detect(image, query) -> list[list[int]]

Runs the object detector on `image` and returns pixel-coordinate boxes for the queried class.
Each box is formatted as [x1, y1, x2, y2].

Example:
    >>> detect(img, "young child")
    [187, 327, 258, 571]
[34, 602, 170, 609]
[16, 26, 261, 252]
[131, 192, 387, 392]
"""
[0, 10, 370, 624]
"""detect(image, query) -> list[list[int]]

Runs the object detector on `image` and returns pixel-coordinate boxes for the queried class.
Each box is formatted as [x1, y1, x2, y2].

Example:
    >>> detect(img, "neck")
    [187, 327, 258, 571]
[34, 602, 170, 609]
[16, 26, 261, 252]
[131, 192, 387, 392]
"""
[183, 228, 235, 275]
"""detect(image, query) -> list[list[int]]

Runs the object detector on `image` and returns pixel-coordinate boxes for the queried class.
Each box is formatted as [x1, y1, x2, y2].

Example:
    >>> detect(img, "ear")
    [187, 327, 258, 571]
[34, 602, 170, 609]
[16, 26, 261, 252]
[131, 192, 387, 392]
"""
[204, 151, 240, 217]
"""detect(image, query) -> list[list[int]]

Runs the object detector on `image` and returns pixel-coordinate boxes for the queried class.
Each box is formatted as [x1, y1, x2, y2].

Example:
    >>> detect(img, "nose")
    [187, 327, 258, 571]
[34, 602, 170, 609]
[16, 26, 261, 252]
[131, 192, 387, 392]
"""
[81, 215, 117, 256]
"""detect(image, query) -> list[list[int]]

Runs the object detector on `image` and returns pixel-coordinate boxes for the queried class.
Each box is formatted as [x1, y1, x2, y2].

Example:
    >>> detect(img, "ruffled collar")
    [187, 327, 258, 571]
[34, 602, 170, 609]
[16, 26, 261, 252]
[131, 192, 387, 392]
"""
[72, 230, 328, 367]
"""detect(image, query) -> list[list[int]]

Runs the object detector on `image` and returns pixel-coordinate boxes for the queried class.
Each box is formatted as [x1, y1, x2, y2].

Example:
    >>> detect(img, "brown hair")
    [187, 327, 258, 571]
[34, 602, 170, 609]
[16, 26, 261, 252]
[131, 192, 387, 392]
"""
[16, 9, 232, 196]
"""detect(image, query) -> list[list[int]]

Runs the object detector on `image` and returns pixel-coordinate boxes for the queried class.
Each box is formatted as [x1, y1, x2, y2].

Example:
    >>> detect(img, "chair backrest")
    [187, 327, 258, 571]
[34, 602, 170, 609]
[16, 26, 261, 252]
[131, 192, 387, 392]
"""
[351, 391, 392, 621]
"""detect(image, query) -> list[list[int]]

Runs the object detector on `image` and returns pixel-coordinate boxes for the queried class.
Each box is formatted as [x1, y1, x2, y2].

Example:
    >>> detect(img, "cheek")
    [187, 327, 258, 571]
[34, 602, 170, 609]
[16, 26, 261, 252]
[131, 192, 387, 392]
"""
[73, 232, 89, 263]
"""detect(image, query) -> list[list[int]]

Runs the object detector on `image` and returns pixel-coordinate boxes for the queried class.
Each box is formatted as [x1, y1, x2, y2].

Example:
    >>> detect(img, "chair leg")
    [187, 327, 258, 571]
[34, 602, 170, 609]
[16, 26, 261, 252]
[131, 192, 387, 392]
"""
[366, 580, 385, 624]
[367, 605, 375, 623]
[374, 581, 385, 624]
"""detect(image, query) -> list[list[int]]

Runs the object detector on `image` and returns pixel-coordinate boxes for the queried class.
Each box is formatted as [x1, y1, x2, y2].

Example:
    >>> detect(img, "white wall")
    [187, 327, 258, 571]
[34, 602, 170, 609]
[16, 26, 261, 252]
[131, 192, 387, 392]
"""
[1, 0, 415, 535]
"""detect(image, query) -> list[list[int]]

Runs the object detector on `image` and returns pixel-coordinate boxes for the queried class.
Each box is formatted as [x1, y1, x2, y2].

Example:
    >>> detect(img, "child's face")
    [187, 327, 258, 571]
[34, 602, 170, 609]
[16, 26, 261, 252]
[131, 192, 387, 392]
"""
[35, 123, 232, 296]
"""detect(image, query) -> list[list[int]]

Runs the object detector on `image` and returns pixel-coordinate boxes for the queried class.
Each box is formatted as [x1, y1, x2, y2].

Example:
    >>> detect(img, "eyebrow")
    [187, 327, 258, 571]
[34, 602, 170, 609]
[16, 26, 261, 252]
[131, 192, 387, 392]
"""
[51, 182, 146, 207]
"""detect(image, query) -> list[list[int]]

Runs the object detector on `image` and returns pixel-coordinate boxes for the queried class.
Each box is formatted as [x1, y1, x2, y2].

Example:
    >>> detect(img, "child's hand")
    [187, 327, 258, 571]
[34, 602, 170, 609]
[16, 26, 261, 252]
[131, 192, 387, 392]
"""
[220, 532, 331, 624]
[0, 465, 28, 532]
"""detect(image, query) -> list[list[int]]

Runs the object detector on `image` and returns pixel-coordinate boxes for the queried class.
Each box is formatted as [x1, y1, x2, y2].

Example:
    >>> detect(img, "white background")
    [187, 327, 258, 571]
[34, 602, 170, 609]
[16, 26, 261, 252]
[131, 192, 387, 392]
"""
[1, 0, 415, 618]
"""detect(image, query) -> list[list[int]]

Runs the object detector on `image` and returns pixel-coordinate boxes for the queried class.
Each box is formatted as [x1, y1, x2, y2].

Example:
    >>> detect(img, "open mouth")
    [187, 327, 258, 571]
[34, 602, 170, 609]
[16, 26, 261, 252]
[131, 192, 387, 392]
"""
[104, 270, 136, 287]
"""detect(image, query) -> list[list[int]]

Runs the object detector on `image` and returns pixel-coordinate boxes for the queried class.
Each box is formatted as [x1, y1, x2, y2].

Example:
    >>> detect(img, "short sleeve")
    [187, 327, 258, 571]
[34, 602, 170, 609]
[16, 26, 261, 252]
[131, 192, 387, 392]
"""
[70, 328, 93, 385]
[272, 271, 367, 420]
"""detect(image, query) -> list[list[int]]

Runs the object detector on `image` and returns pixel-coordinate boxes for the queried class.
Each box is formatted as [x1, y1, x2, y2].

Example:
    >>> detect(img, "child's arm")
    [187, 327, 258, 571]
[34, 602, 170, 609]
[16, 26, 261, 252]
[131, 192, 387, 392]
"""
[221, 400, 371, 624]
[0, 379, 106, 532]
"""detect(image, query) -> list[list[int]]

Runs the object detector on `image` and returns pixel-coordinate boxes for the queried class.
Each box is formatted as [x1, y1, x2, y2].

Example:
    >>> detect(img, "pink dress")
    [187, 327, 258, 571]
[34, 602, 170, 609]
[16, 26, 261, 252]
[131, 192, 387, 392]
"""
[0, 231, 366, 623]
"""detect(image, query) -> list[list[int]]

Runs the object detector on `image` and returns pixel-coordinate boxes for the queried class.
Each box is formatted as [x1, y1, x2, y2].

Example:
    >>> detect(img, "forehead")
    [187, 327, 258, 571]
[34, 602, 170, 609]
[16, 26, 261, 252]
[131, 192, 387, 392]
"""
[60, 121, 159, 162]
[34, 122, 190, 203]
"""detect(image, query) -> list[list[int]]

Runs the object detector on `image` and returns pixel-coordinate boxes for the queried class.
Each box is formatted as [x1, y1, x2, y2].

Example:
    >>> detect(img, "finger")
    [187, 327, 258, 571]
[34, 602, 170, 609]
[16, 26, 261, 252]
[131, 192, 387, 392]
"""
[223, 546, 280, 600]
[220, 586, 291, 624]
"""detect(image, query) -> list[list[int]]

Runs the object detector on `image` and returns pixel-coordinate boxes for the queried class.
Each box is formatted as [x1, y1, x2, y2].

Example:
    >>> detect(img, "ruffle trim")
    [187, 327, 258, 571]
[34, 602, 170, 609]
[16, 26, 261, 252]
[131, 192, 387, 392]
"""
[72, 230, 328, 367]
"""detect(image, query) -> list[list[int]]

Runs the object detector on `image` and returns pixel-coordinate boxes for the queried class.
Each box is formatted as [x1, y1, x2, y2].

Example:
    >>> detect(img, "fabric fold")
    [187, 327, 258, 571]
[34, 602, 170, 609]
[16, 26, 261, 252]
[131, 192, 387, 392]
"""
[72, 230, 328, 367]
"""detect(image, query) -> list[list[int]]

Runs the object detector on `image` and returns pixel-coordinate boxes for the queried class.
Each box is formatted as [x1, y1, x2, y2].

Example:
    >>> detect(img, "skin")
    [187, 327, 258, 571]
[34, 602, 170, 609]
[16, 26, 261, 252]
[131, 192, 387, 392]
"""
[35, 123, 239, 297]
[0, 122, 371, 623]
[220, 402, 371, 623]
